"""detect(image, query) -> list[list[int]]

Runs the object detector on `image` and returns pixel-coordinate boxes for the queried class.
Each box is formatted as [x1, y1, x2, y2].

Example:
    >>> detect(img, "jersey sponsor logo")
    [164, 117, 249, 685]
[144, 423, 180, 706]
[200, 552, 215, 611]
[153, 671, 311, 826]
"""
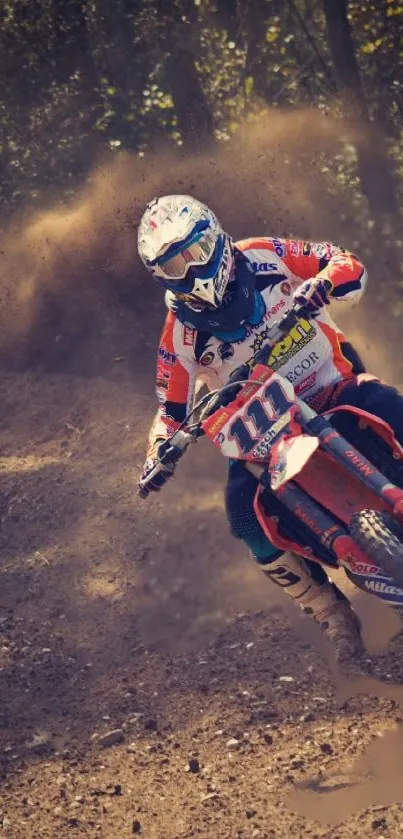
[290, 241, 300, 256]
[158, 346, 176, 364]
[218, 342, 234, 361]
[284, 351, 320, 384]
[294, 371, 317, 395]
[251, 326, 270, 354]
[252, 261, 280, 273]
[265, 299, 286, 319]
[312, 243, 328, 259]
[272, 238, 287, 257]
[156, 375, 169, 402]
[200, 351, 215, 366]
[314, 243, 344, 260]
[267, 317, 316, 371]
[184, 326, 195, 346]
[156, 369, 170, 392]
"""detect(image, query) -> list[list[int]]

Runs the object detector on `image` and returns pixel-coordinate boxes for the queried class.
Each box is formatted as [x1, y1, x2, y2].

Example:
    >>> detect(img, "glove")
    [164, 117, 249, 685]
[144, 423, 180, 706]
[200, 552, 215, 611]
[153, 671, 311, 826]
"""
[293, 277, 333, 314]
[138, 440, 176, 496]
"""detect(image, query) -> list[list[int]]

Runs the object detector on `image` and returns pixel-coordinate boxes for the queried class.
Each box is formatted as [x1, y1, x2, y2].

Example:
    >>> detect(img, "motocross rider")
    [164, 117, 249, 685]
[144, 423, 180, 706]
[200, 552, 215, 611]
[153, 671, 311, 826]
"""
[137, 194, 403, 663]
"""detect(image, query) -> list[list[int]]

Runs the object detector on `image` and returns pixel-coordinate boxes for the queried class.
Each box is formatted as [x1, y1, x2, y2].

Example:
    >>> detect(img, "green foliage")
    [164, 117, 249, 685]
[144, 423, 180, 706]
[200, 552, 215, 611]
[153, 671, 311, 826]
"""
[0, 0, 401, 219]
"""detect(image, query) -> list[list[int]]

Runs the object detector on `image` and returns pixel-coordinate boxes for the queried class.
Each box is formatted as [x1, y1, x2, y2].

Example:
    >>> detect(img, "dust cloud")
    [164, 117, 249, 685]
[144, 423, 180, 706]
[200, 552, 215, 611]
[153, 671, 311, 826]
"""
[0, 106, 396, 381]
[2, 107, 403, 828]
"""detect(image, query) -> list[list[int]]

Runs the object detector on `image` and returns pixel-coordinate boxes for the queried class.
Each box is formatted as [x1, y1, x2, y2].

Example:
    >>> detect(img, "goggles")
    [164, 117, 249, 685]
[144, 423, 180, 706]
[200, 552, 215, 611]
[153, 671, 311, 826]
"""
[152, 228, 217, 284]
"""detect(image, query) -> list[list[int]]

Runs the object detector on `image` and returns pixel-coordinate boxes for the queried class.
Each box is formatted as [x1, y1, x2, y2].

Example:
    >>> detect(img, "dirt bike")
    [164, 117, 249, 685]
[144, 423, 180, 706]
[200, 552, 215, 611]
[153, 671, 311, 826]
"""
[139, 303, 403, 617]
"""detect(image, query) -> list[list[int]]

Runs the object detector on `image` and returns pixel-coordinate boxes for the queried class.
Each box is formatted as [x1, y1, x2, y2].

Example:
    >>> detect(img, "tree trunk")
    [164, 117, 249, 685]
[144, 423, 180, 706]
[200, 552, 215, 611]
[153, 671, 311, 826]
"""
[155, 0, 215, 150]
[214, 0, 242, 44]
[52, 0, 98, 86]
[322, 0, 399, 217]
[165, 46, 214, 150]
[243, 0, 272, 101]
[88, 0, 148, 145]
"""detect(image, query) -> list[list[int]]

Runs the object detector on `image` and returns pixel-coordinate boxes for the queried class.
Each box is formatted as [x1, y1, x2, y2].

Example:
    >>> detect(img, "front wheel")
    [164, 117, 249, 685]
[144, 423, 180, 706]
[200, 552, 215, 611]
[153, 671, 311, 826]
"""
[349, 509, 403, 589]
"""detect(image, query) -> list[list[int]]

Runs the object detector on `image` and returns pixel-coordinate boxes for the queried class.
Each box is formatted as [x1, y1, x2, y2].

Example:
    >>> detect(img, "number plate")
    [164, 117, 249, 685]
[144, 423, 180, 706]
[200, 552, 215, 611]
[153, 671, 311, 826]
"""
[202, 365, 299, 461]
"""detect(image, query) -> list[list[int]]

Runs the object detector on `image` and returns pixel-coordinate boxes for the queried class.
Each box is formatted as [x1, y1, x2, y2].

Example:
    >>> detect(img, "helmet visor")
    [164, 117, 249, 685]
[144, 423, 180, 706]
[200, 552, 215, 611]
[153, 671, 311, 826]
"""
[152, 229, 217, 283]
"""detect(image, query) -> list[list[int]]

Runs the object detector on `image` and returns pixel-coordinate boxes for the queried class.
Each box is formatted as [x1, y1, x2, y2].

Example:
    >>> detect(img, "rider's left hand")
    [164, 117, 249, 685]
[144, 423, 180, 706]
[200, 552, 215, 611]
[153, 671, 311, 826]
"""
[293, 277, 333, 314]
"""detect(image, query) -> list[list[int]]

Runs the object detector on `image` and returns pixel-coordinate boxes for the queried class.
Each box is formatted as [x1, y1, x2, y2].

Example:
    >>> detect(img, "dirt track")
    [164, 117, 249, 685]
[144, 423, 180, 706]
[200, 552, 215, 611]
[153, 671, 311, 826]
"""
[2, 329, 403, 839]
[2, 127, 403, 837]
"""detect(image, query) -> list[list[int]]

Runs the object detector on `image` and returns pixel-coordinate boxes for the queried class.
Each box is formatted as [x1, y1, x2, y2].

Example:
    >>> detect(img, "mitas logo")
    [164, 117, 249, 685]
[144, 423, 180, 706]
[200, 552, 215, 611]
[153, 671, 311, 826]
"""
[365, 579, 403, 598]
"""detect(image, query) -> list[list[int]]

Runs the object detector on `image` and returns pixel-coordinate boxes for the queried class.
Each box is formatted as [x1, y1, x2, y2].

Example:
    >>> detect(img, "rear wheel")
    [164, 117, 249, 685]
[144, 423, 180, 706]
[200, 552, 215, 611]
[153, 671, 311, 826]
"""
[349, 509, 403, 589]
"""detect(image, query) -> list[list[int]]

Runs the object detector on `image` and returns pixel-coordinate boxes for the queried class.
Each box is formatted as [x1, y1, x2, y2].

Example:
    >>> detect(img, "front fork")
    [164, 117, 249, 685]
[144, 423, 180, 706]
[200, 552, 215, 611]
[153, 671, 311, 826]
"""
[248, 460, 360, 568]
[299, 401, 403, 523]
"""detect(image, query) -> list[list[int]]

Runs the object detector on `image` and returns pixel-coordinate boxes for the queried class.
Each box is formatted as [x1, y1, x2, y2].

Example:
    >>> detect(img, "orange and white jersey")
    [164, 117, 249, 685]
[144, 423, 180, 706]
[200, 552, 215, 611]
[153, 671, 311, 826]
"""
[148, 238, 367, 454]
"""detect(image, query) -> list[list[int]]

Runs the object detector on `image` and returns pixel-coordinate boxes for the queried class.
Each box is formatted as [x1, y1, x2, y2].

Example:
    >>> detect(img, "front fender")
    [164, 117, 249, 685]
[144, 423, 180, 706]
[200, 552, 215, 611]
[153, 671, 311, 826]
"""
[269, 434, 320, 491]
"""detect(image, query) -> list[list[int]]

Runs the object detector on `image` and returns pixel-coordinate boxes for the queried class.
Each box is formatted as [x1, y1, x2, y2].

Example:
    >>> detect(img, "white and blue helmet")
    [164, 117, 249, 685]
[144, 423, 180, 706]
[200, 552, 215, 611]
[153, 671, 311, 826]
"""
[137, 194, 235, 310]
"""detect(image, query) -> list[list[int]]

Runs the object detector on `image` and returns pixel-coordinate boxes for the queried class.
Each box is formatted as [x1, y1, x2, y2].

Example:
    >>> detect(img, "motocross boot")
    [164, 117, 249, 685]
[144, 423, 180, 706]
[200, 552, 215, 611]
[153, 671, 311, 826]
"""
[258, 551, 364, 663]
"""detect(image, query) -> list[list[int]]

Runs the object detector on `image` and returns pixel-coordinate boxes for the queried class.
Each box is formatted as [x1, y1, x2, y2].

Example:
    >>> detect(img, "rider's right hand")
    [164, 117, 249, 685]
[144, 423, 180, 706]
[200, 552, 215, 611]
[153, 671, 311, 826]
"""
[138, 440, 176, 497]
